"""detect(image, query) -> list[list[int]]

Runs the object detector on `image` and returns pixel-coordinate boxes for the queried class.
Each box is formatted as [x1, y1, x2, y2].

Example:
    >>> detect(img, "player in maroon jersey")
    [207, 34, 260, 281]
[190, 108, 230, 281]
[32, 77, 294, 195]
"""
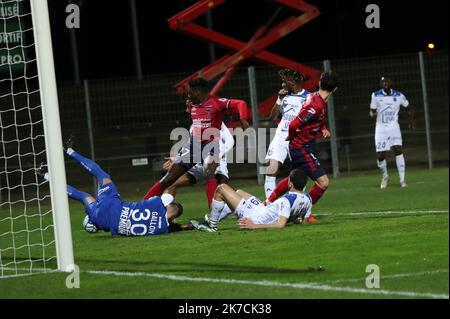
[143, 78, 250, 200]
[266, 71, 338, 213]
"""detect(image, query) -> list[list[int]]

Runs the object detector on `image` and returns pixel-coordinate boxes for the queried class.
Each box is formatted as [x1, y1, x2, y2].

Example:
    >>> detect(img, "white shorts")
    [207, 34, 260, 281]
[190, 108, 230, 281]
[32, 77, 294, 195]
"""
[235, 196, 265, 219]
[375, 124, 403, 152]
[235, 196, 279, 224]
[187, 158, 229, 182]
[265, 134, 290, 163]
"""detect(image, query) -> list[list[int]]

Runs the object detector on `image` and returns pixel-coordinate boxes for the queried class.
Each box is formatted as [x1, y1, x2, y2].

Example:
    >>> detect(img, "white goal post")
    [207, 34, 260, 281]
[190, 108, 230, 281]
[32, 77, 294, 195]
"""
[0, 0, 74, 277]
[30, 0, 74, 273]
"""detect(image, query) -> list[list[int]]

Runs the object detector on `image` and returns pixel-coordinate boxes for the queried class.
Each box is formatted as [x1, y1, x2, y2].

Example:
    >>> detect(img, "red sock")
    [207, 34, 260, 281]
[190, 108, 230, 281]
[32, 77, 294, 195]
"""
[268, 177, 289, 202]
[308, 184, 326, 204]
[143, 181, 165, 200]
[205, 178, 217, 208]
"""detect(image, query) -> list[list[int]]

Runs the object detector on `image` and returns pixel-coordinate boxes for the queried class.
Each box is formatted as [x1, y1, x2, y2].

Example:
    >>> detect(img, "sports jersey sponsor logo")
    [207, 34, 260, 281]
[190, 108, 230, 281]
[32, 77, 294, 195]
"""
[97, 185, 110, 196]
[118, 206, 131, 236]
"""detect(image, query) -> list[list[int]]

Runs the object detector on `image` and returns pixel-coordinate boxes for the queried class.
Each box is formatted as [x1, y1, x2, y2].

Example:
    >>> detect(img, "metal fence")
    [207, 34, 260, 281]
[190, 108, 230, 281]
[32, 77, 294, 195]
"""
[2, 50, 447, 198]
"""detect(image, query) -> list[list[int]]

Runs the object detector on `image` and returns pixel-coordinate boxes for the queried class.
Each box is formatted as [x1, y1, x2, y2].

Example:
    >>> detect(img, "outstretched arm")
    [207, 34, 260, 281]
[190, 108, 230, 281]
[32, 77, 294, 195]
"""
[238, 216, 288, 229]
[227, 99, 250, 129]
[406, 106, 416, 129]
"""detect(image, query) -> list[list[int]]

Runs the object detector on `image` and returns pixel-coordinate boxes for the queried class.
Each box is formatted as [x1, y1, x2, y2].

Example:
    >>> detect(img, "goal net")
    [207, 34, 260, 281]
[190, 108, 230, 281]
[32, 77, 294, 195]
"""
[0, 0, 73, 277]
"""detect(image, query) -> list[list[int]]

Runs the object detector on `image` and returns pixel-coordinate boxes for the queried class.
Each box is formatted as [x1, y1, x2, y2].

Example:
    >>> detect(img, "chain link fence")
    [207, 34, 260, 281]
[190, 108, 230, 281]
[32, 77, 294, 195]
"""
[4, 50, 446, 198]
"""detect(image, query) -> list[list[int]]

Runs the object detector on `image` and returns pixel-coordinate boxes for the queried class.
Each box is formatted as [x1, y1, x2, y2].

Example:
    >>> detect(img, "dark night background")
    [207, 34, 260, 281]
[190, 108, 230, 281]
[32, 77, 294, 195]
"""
[47, 0, 449, 82]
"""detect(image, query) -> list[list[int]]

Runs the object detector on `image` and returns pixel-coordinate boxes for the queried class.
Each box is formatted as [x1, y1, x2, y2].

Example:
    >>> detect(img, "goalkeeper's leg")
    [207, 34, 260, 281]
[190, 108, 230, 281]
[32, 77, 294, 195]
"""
[65, 148, 111, 187]
[67, 184, 96, 216]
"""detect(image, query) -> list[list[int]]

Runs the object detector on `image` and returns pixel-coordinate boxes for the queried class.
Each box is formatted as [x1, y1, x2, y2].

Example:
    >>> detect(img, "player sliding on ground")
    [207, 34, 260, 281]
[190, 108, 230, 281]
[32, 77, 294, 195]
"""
[190, 169, 312, 232]
[143, 77, 249, 202]
[38, 139, 192, 236]
[265, 71, 338, 216]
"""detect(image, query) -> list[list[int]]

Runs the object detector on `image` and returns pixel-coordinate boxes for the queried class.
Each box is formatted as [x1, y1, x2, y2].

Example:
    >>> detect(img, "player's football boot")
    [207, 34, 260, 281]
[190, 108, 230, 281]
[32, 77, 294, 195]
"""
[400, 181, 408, 188]
[308, 214, 318, 223]
[190, 220, 217, 232]
[380, 175, 389, 189]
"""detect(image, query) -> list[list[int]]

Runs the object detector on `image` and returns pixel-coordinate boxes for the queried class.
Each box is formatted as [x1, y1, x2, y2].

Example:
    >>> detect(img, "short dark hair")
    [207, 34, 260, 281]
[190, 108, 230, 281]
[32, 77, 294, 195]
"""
[278, 68, 305, 84]
[319, 71, 338, 92]
[171, 202, 183, 218]
[188, 77, 208, 93]
[289, 169, 308, 190]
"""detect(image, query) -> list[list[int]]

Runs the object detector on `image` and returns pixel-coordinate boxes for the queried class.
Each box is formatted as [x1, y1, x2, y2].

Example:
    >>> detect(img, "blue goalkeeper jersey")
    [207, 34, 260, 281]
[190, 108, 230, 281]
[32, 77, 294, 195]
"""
[110, 197, 170, 236]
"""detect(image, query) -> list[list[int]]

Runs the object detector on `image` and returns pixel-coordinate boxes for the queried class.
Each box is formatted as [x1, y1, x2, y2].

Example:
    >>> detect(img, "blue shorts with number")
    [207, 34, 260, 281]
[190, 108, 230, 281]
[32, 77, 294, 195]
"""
[289, 143, 326, 180]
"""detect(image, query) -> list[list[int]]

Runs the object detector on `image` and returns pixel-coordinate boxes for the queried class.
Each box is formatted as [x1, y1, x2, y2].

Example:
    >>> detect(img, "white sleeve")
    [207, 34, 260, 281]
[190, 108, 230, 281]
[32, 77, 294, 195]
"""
[370, 93, 378, 110]
[304, 202, 312, 219]
[161, 194, 174, 206]
[400, 93, 409, 107]
[277, 197, 291, 219]
[220, 122, 234, 157]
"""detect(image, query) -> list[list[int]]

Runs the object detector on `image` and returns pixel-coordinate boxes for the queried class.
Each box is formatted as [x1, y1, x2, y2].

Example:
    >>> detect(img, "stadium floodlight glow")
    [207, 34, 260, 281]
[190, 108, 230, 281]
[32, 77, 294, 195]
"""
[427, 43, 435, 49]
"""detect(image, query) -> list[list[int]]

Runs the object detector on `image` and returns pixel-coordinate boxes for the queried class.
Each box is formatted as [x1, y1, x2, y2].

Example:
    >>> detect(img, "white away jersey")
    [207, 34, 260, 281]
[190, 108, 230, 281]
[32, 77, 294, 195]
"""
[275, 90, 309, 139]
[265, 192, 312, 223]
[370, 89, 409, 126]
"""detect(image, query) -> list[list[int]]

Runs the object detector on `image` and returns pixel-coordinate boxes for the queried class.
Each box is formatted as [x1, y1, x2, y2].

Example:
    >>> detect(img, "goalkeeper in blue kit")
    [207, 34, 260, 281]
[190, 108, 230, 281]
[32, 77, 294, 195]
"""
[39, 140, 192, 236]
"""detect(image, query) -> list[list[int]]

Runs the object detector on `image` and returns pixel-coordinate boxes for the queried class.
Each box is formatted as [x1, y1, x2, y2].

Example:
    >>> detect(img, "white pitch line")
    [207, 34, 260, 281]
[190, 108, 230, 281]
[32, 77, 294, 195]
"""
[85, 269, 449, 299]
[325, 269, 449, 284]
[317, 210, 449, 216]
[2, 267, 448, 299]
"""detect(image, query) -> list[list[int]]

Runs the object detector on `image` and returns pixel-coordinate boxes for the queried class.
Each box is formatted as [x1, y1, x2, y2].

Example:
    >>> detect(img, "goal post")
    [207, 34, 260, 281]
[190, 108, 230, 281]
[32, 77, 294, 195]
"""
[30, 0, 74, 272]
[0, 0, 74, 277]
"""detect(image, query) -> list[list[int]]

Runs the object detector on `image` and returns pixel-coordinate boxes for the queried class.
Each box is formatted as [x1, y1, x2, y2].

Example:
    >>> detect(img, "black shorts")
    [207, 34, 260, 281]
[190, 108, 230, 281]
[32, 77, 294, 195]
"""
[289, 144, 326, 180]
[174, 140, 220, 171]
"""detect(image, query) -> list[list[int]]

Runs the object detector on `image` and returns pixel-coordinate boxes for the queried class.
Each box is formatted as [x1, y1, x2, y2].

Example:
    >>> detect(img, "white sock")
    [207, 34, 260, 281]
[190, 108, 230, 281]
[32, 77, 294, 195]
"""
[218, 204, 232, 222]
[209, 199, 225, 227]
[264, 176, 276, 199]
[66, 147, 74, 156]
[396, 154, 406, 183]
[377, 159, 388, 178]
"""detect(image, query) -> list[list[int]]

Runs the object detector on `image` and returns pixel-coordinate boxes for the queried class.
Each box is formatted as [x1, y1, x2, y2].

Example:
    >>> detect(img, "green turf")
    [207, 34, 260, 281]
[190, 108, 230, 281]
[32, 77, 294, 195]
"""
[0, 168, 448, 298]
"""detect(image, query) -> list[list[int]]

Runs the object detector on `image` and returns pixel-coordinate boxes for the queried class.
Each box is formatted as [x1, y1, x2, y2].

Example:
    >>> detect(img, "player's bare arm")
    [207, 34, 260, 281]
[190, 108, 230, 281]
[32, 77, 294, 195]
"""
[406, 106, 416, 129]
[269, 88, 288, 121]
[238, 216, 288, 229]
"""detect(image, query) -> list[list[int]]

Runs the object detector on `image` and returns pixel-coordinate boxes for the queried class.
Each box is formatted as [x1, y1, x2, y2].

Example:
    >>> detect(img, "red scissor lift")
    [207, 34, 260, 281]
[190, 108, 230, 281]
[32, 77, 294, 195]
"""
[168, 0, 322, 119]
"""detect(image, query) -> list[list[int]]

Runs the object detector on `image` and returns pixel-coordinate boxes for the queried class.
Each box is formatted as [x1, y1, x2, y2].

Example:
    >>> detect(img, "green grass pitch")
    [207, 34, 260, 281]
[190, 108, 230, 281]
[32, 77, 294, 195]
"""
[0, 168, 448, 299]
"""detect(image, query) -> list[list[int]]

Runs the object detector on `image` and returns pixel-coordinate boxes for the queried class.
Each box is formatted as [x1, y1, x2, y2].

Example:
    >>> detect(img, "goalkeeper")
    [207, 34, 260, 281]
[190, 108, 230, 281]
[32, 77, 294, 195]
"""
[39, 139, 193, 236]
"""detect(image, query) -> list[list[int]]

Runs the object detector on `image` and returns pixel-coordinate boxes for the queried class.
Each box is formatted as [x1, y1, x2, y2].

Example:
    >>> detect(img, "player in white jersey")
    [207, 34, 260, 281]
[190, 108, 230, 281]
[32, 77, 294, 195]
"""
[370, 77, 415, 188]
[191, 169, 312, 232]
[264, 69, 310, 198]
[163, 121, 234, 200]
